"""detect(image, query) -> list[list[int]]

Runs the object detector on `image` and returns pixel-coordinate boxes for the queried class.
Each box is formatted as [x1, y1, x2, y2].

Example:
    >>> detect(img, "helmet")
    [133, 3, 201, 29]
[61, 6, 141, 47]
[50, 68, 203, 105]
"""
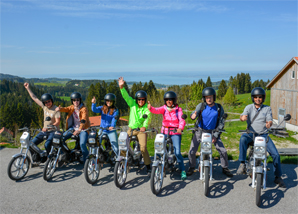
[70, 92, 82, 104]
[104, 93, 116, 105]
[135, 90, 147, 103]
[41, 93, 53, 105]
[164, 91, 177, 105]
[251, 87, 266, 103]
[202, 87, 216, 102]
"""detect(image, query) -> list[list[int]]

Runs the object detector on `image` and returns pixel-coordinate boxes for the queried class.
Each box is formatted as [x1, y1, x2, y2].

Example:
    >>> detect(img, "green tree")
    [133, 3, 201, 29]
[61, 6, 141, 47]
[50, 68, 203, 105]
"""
[206, 76, 212, 88]
[217, 79, 228, 99]
[223, 87, 237, 105]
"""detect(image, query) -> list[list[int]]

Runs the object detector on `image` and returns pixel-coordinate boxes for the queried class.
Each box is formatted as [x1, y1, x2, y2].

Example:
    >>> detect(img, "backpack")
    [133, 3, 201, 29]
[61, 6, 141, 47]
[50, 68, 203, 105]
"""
[194, 102, 222, 128]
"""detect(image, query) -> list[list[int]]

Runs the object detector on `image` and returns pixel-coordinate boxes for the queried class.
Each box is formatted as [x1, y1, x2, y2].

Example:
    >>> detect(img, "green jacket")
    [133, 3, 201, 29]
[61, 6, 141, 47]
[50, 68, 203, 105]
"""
[120, 88, 151, 129]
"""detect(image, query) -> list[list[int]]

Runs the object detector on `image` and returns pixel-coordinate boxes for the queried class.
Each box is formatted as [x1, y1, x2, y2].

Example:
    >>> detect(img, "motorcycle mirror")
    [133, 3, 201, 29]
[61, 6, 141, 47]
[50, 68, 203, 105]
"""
[181, 114, 187, 120]
[284, 114, 291, 121]
[222, 113, 228, 119]
[80, 119, 86, 124]
[142, 114, 148, 119]
[45, 116, 51, 121]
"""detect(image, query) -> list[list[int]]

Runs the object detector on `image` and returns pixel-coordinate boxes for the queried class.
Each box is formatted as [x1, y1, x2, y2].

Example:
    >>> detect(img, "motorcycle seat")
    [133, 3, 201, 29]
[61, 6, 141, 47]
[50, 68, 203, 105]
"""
[131, 136, 138, 141]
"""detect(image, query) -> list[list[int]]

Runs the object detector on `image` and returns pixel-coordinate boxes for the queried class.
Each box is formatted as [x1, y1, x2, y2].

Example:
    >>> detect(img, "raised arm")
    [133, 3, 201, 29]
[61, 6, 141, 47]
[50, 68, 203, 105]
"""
[24, 82, 43, 108]
[148, 101, 165, 114]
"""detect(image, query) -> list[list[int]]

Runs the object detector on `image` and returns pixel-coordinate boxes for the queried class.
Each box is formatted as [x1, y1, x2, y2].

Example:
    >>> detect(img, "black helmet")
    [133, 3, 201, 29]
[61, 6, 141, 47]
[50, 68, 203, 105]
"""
[164, 91, 177, 105]
[41, 93, 53, 105]
[104, 93, 116, 105]
[135, 90, 147, 103]
[251, 87, 266, 103]
[70, 92, 82, 104]
[202, 87, 216, 102]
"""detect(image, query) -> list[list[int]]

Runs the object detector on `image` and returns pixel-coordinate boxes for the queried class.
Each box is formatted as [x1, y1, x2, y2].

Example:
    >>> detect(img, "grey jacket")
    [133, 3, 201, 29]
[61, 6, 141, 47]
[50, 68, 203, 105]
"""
[191, 102, 225, 139]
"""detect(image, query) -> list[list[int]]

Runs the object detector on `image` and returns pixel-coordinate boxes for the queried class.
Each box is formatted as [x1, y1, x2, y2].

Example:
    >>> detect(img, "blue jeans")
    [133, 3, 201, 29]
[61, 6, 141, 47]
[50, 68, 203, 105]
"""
[165, 134, 185, 172]
[63, 128, 89, 162]
[32, 131, 55, 154]
[98, 130, 119, 156]
[239, 133, 282, 177]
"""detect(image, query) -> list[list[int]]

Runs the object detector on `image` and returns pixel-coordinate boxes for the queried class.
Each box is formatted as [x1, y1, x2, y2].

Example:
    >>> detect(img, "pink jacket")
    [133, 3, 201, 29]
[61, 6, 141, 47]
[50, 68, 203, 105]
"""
[149, 105, 186, 135]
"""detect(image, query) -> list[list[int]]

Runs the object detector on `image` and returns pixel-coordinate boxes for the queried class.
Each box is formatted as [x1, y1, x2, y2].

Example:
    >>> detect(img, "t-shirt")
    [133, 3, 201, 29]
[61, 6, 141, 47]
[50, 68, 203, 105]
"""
[42, 104, 60, 129]
[73, 109, 81, 130]
[199, 105, 218, 130]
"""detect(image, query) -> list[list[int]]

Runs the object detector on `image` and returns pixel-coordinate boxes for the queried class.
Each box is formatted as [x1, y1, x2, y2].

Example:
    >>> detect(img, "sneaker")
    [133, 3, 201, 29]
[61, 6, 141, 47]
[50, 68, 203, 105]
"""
[181, 171, 187, 180]
[186, 167, 195, 176]
[222, 168, 233, 177]
[236, 163, 247, 175]
[274, 177, 286, 188]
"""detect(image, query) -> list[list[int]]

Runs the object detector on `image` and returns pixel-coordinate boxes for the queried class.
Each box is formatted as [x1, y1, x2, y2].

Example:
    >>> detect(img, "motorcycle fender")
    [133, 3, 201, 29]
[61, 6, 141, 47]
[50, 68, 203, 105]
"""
[116, 156, 124, 162]
[152, 160, 160, 167]
[12, 153, 26, 158]
[203, 160, 210, 167]
[255, 166, 263, 174]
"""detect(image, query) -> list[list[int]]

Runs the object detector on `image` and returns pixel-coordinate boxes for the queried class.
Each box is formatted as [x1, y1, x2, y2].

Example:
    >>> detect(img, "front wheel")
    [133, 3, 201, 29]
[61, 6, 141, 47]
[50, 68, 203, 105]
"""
[43, 156, 57, 181]
[150, 164, 163, 195]
[84, 157, 100, 185]
[7, 155, 30, 180]
[114, 160, 127, 188]
[256, 173, 262, 207]
[204, 166, 210, 196]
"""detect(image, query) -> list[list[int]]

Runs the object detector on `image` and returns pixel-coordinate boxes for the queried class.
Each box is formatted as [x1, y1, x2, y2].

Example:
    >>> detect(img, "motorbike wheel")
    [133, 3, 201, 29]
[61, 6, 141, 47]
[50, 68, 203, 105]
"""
[150, 164, 163, 195]
[84, 157, 100, 185]
[204, 166, 210, 196]
[256, 173, 262, 207]
[7, 155, 30, 180]
[43, 156, 56, 181]
[114, 160, 127, 188]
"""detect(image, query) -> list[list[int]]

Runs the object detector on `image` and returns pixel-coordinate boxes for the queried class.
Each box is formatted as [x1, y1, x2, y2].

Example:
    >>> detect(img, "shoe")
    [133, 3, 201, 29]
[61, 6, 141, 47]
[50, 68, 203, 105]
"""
[222, 168, 233, 177]
[274, 177, 286, 188]
[181, 171, 187, 180]
[31, 162, 40, 168]
[236, 163, 247, 175]
[146, 164, 152, 176]
[186, 167, 195, 176]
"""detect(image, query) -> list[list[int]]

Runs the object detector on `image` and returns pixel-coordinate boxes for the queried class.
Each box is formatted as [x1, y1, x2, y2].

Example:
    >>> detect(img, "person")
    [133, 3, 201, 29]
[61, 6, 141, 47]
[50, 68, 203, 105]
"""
[236, 87, 286, 188]
[24, 82, 60, 155]
[91, 93, 119, 156]
[118, 77, 152, 174]
[55, 92, 90, 163]
[187, 87, 233, 177]
[148, 91, 187, 180]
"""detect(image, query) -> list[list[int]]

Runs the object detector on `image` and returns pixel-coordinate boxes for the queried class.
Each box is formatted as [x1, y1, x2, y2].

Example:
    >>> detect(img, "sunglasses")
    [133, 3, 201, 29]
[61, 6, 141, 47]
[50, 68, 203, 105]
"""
[165, 99, 173, 101]
[138, 98, 146, 101]
[253, 96, 263, 99]
[44, 100, 52, 104]
[72, 99, 80, 102]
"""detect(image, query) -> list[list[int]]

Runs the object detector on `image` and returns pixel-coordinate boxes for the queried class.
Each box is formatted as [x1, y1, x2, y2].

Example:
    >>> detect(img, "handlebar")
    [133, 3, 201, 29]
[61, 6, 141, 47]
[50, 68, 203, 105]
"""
[187, 127, 225, 133]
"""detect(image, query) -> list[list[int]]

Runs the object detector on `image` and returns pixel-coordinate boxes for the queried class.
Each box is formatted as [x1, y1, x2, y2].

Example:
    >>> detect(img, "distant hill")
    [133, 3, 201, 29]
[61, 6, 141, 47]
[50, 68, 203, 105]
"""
[0, 73, 71, 84]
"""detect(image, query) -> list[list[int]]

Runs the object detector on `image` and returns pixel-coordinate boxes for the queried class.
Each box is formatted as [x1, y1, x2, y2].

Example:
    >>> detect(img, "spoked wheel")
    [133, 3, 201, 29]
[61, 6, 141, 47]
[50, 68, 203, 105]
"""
[256, 173, 262, 207]
[150, 164, 163, 195]
[84, 157, 100, 185]
[7, 155, 30, 180]
[204, 166, 210, 196]
[43, 156, 57, 181]
[114, 159, 127, 188]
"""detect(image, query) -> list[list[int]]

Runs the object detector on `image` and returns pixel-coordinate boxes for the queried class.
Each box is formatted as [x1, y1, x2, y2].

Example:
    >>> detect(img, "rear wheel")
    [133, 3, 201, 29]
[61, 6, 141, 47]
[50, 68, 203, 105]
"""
[7, 155, 30, 180]
[43, 156, 56, 181]
[204, 166, 210, 196]
[256, 173, 262, 207]
[84, 157, 100, 185]
[150, 164, 163, 195]
[114, 159, 127, 188]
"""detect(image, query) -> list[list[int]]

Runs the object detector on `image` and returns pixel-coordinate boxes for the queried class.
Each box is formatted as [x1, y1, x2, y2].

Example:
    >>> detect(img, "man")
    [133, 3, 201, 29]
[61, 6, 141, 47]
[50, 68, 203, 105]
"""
[55, 92, 90, 163]
[237, 87, 286, 188]
[24, 82, 60, 155]
[118, 77, 152, 174]
[187, 87, 233, 177]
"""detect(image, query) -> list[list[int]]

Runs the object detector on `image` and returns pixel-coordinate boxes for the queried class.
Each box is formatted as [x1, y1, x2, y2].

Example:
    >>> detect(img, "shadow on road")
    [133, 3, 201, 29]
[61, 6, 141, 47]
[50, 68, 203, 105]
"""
[16, 172, 43, 182]
[93, 174, 114, 186]
[122, 175, 149, 190]
[46, 163, 84, 183]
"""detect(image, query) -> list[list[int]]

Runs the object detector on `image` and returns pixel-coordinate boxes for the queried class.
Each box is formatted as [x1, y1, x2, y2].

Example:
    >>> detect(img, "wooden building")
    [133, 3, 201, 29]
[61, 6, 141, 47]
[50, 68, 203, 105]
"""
[266, 57, 298, 131]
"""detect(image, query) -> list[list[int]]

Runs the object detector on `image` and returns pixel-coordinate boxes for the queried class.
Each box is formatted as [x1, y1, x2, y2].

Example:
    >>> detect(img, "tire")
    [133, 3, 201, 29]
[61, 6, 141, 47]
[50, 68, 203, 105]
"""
[150, 164, 163, 195]
[114, 160, 127, 188]
[204, 166, 210, 196]
[7, 155, 30, 180]
[84, 157, 100, 185]
[256, 173, 262, 207]
[43, 156, 56, 181]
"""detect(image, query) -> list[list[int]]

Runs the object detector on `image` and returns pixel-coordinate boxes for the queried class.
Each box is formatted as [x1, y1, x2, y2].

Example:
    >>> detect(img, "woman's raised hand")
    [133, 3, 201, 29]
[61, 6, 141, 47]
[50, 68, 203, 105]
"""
[91, 96, 96, 103]
[147, 101, 151, 109]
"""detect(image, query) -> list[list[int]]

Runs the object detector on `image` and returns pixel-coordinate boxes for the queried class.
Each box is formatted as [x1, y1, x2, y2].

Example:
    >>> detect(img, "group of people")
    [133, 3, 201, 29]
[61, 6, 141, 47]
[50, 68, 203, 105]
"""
[24, 76, 286, 187]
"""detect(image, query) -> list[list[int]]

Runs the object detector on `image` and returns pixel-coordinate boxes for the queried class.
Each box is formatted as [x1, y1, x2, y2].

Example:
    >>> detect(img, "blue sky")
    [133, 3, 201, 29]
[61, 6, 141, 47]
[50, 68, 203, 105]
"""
[1, 0, 297, 84]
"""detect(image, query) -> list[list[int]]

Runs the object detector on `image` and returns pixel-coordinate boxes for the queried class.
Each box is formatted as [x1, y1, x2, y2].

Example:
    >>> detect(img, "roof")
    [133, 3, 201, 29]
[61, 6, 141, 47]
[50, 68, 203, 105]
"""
[0, 127, 13, 136]
[266, 57, 298, 88]
[89, 116, 128, 127]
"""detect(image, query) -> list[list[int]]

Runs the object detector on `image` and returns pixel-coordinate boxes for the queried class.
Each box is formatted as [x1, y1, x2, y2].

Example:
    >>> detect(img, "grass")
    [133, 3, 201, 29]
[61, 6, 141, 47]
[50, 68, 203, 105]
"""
[58, 96, 71, 101]
[34, 82, 64, 87]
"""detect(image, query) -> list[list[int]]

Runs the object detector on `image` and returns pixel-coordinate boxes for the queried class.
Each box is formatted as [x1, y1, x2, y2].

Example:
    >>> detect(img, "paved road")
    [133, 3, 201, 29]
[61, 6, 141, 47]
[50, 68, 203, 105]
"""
[0, 148, 297, 213]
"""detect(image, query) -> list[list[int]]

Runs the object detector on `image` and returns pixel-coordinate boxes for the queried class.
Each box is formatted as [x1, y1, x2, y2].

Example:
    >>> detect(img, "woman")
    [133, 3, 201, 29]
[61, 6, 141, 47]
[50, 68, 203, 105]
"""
[147, 91, 187, 180]
[91, 93, 119, 156]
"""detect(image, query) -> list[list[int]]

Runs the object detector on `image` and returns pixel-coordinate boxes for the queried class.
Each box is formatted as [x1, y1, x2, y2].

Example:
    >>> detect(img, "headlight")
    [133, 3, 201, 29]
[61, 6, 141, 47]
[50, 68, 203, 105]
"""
[202, 142, 211, 149]
[88, 138, 96, 144]
[154, 142, 163, 149]
[119, 140, 126, 145]
[20, 140, 26, 145]
[53, 138, 60, 144]
[255, 146, 265, 154]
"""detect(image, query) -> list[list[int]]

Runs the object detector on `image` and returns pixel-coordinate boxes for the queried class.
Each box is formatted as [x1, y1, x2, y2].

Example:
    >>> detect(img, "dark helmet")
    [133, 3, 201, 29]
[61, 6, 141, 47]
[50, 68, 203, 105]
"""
[104, 93, 116, 105]
[202, 87, 216, 102]
[41, 93, 53, 105]
[135, 90, 147, 103]
[164, 91, 177, 105]
[251, 87, 266, 103]
[70, 92, 82, 104]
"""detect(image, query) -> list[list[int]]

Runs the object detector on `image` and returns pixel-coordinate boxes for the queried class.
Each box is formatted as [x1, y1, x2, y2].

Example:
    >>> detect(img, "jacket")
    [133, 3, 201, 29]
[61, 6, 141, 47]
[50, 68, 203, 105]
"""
[91, 103, 119, 128]
[59, 104, 90, 130]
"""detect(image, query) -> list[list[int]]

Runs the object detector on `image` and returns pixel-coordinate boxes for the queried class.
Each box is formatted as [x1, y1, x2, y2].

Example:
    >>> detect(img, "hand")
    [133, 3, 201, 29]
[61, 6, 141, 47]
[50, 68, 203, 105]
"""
[176, 128, 182, 134]
[266, 121, 272, 129]
[140, 127, 146, 132]
[42, 128, 47, 132]
[73, 130, 80, 136]
[212, 137, 217, 144]
[109, 127, 114, 130]
[92, 96, 96, 103]
[55, 105, 61, 112]
[147, 101, 151, 109]
[24, 82, 29, 89]
[118, 77, 125, 89]
[191, 111, 197, 120]
[240, 115, 248, 121]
